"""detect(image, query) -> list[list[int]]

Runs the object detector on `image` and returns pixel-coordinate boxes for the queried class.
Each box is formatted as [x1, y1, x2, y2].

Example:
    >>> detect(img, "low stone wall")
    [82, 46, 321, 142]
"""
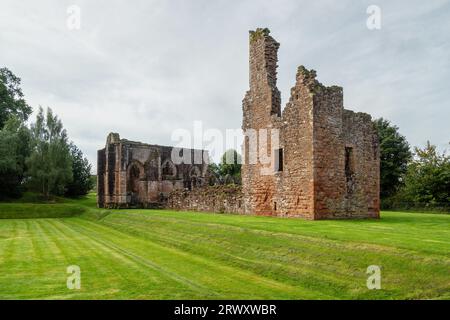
[166, 185, 244, 214]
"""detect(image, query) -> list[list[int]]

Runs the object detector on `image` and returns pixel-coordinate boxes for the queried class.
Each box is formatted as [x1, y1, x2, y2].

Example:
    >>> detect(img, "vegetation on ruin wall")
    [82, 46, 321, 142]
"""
[249, 27, 271, 43]
[0, 193, 449, 300]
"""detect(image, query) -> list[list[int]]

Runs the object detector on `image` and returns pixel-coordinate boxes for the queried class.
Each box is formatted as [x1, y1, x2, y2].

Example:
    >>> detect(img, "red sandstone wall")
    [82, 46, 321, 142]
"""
[311, 83, 346, 219]
[342, 111, 380, 218]
[167, 185, 244, 214]
[242, 30, 317, 219]
[242, 29, 280, 216]
[241, 29, 379, 219]
[274, 68, 316, 218]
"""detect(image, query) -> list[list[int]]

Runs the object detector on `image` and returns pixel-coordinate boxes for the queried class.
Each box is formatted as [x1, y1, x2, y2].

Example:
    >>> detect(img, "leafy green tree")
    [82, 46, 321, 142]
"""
[0, 68, 32, 128]
[208, 149, 242, 185]
[401, 141, 450, 207]
[26, 107, 72, 197]
[219, 149, 242, 180]
[90, 175, 97, 192]
[207, 162, 221, 185]
[373, 118, 412, 199]
[65, 142, 93, 197]
[0, 116, 31, 198]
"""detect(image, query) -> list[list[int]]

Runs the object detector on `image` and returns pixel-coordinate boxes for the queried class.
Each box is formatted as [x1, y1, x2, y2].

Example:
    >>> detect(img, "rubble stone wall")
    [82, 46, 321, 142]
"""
[166, 185, 244, 214]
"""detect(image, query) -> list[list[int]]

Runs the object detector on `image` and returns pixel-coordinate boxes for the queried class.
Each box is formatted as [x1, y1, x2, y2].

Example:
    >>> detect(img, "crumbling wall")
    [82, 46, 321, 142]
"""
[241, 28, 380, 219]
[97, 133, 209, 208]
[309, 73, 346, 219]
[342, 110, 380, 218]
[167, 185, 244, 214]
[242, 28, 281, 216]
[275, 67, 316, 219]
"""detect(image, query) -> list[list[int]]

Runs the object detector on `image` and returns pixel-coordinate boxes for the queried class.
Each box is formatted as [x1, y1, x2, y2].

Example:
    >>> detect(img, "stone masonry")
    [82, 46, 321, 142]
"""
[168, 185, 244, 214]
[241, 28, 380, 219]
[97, 133, 208, 208]
[97, 28, 380, 219]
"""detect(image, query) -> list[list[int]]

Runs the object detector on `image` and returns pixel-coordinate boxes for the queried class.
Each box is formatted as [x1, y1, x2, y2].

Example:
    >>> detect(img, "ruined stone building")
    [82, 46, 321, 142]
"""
[97, 133, 208, 208]
[241, 28, 380, 219]
[97, 28, 380, 219]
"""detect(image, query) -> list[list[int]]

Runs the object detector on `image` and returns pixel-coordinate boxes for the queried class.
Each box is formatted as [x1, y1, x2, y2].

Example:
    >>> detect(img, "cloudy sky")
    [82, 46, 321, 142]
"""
[1, 0, 449, 170]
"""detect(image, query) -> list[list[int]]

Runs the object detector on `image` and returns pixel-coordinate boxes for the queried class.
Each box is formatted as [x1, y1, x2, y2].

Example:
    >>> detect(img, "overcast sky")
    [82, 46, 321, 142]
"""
[1, 0, 449, 171]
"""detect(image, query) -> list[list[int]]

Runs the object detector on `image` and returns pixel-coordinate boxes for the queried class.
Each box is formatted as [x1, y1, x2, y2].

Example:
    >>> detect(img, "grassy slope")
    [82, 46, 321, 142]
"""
[0, 194, 449, 300]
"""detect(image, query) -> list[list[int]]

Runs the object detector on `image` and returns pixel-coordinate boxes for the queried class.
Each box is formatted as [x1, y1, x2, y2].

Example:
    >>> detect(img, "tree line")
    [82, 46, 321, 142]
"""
[0, 67, 92, 199]
[374, 119, 449, 211]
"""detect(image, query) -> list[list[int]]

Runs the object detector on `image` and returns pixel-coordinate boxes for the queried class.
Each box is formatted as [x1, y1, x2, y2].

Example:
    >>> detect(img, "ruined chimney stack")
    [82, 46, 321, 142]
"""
[248, 28, 281, 116]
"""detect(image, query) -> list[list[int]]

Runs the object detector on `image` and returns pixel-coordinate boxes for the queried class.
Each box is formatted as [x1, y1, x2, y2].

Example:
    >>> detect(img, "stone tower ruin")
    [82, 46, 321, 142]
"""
[241, 28, 380, 219]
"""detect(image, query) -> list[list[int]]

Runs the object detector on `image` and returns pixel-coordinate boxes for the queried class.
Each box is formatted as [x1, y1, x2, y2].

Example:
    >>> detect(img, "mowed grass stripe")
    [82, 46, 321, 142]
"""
[1, 193, 449, 300]
[65, 218, 327, 299]
[122, 210, 450, 256]
[99, 211, 450, 299]
[0, 220, 18, 265]
[50, 218, 216, 299]
[65, 218, 307, 299]
[111, 212, 448, 270]
[100, 213, 359, 297]
[45, 219, 136, 299]
[111, 215, 415, 299]
[0, 220, 67, 299]
[53, 219, 216, 299]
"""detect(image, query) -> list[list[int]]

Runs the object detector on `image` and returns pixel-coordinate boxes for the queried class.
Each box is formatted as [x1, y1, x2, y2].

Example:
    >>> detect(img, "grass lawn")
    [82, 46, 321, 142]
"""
[0, 193, 449, 300]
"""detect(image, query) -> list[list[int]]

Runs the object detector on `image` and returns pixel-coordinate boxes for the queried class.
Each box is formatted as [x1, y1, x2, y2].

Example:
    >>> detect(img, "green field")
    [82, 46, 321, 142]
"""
[0, 194, 449, 300]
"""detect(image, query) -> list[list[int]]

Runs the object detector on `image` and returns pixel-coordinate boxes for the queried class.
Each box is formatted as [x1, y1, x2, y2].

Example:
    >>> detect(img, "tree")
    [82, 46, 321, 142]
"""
[65, 142, 93, 197]
[373, 118, 412, 199]
[219, 149, 242, 180]
[207, 162, 221, 185]
[400, 141, 450, 207]
[0, 67, 32, 129]
[26, 107, 72, 197]
[0, 116, 31, 198]
[208, 149, 242, 185]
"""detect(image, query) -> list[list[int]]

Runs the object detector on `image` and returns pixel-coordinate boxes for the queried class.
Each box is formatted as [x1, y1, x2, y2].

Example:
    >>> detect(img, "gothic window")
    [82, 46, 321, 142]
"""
[145, 160, 158, 181]
[128, 163, 141, 194]
[162, 161, 173, 175]
[189, 166, 201, 178]
[161, 160, 176, 178]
